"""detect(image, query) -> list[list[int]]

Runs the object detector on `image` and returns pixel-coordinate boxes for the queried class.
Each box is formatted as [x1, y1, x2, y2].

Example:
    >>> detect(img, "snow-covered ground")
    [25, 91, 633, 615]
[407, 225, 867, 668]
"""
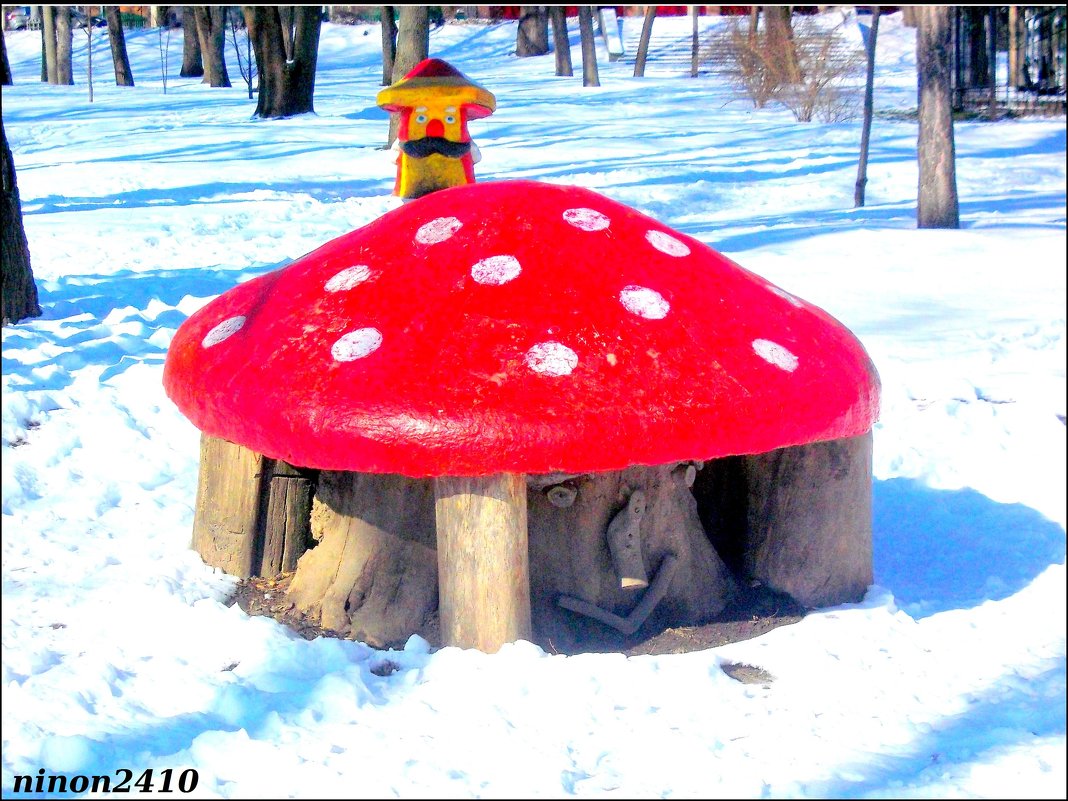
[2, 11, 1065, 799]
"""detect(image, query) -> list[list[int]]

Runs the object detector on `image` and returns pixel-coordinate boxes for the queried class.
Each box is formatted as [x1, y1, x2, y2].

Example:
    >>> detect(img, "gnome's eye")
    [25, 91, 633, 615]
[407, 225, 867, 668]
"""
[445, 115, 456, 124]
[416, 114, 428, 124]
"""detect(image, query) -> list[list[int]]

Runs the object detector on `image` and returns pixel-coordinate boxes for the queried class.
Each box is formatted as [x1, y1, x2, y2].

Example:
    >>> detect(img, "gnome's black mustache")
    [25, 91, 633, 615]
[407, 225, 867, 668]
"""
[400, 137, 472, 159]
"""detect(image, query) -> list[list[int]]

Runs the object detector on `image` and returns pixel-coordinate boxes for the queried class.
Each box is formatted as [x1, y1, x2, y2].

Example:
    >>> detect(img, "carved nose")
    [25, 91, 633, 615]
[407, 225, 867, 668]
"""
[426, 119, 445, 138]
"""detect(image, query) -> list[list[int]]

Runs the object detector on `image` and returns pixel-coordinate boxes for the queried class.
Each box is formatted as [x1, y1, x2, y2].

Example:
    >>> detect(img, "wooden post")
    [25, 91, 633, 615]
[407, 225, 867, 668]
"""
[434, 473, 531, 652]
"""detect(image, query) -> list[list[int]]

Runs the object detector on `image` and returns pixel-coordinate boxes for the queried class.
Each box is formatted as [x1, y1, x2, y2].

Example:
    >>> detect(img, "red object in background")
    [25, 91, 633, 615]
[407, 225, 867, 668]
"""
[164, 181, 880, 477]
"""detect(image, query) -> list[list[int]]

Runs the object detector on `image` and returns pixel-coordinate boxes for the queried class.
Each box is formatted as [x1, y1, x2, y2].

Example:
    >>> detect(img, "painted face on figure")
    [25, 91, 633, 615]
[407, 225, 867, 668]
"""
[377, 59, 496, 199]
[404, 104, 465, 142]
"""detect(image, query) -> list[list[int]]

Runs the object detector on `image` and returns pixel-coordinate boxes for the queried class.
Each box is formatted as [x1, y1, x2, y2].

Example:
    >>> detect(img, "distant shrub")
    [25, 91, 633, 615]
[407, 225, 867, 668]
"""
[703, 15, 865, 122]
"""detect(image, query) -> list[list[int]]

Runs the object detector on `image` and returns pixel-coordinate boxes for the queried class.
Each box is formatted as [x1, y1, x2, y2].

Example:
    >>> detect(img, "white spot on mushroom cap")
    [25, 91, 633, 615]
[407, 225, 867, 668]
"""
[203, 316, 246, 348]
[619, 285, 670, 319]
[525, 341, 578, 376]
[325, 265, 372, 292]
[563, 207, 610, 231]
[646, 230, 690, 257]
[332, 328, 383, 362]
[767, 284, 804, 307]
[471, 255, 522, 286]
[416, 216, 463, 245]
[752, 339, 799, 372]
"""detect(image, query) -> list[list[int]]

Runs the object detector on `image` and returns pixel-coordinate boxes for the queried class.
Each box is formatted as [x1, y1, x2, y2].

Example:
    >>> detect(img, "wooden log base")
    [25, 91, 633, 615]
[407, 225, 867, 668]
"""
[285, 471, 438, 648]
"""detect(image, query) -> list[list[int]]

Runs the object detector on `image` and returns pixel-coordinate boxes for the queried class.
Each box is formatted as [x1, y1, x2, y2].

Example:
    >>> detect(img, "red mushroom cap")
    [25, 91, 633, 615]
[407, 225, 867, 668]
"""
[163, 180, 880, 477]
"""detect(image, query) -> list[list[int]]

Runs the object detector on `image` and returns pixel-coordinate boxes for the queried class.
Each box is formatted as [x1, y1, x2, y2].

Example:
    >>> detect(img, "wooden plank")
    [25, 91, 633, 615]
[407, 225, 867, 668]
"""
[260, 474, 315, 575]
[191, 433, 269, 579]
[434, 473, 531, 652]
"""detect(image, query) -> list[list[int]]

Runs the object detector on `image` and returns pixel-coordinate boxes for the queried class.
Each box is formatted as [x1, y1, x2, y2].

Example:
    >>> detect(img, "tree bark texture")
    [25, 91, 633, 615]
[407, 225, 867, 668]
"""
[41, 5, 57, 84]
[195, 6, 231, 87]
[2, 118, 42, 326]
[855, 7, 880, 208]
[105, 6, 135, 87]
[578, 6, 599, 87]
[549, 5, 572, 76]
[278, 6, 295, 59]
[244, 6, 321, 118]
[2, 21, 14, 85]
[916, 5, 960, 229]
[286, 471, 439, 647]
[633, 5, 656, 77]
[517, 6, 549, 57]
[380, 6, 396, 85]
[690, 4, 700, 78]
[40, 10, 47, 82]
[1008, 6, 1021, 89]
[180, 6, 204, 77]
[764, 5, 800, 84]
[54, 6, 73, 85]
[387, 5, 429, 146]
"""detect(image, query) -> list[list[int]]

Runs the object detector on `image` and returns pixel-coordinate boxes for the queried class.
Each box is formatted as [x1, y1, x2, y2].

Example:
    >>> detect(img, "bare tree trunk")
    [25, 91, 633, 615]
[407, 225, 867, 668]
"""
[916, 5, 960, 229]
[764, 5, 800, 83]
[387, 5, 429, 146]
[1008, 6, 1022, 89]
[986, 6, 997, 117]
[244, 6, 321, 118]
[690, 4, 700, 77]
[380, 6, 396, 85]
[41, 5, 57, 84]
[40, 8, 47, 81]
[549, 6, 572, 76]
[633, 5, 656, 77]
[54, 7, 73, 85]
[578, 6, 599, 87]
[517, 6, 549, 57]
[86, 21, 93, 101]
[855, 7, 880, 208]
[2, 118, 42, 326]
[105, 6, 135, 87]
[180, 6, 204, 77]
[2, 21, 14, 85]
[901, 6, 918, 28]
[195, 6, 231, 87]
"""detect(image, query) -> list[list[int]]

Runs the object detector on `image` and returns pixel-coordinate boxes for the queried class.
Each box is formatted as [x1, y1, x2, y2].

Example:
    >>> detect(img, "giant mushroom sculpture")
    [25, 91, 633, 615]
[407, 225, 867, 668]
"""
[164, 180, 880, 653]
